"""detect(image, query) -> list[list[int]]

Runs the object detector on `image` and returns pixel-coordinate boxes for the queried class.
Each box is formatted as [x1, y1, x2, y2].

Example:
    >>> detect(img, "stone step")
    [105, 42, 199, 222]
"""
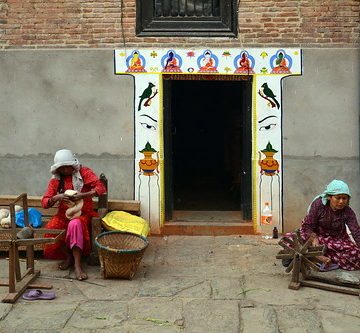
[161, 221, 254, 236]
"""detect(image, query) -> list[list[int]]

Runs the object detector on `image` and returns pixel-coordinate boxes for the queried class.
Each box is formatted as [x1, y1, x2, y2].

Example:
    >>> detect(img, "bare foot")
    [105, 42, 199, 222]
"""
[74, 265, 88, 281]
[318, 255, 331, 267]
[58, 257, 73, 270]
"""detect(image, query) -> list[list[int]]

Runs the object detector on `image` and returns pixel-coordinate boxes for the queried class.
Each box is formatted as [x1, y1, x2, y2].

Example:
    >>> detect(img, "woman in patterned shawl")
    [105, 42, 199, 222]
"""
[286, 180, 360, 271]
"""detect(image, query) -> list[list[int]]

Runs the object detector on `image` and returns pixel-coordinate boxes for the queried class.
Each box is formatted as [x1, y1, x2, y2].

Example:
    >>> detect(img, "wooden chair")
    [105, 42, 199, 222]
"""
[0, 193, 65, 303]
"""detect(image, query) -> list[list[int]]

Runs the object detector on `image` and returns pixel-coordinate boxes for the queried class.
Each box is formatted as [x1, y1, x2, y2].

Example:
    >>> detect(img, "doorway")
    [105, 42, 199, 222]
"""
[163, 76, 252, 222]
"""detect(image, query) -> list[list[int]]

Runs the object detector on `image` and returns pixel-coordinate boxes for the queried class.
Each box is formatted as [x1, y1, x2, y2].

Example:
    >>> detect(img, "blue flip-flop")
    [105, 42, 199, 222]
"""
[316, 263, 339, 272]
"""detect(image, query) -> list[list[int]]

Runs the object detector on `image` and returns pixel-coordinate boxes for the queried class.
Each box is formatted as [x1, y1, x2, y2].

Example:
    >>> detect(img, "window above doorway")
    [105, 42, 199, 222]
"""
[136, 0, 238, 37]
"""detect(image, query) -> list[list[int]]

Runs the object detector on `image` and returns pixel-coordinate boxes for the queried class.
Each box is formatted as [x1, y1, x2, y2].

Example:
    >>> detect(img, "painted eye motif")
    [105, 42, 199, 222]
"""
[259, 123, 277, 131]
[140, 122, 156, 131]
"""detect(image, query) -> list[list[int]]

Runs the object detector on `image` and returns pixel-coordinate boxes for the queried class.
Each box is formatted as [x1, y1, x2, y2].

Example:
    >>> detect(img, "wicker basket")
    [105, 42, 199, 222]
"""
[95, 231, 149, 279]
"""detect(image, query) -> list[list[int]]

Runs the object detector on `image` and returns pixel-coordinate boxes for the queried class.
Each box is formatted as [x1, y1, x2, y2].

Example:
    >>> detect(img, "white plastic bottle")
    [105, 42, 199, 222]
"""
[261, 202, 273, 235]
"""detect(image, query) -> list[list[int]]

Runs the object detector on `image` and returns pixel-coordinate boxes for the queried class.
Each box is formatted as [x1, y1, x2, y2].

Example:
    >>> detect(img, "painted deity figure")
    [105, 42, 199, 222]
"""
[235, 52, 255, 74]
[198, 51, 218, 73]
[162, 51, 182, 73]
[130, 52, 143, 69]
[126, 51, 146, 73]
[271, 52, 291, 74]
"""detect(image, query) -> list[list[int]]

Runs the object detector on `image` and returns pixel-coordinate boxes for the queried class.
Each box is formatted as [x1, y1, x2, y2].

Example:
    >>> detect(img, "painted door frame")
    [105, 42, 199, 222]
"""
[114, 48, 302, 234]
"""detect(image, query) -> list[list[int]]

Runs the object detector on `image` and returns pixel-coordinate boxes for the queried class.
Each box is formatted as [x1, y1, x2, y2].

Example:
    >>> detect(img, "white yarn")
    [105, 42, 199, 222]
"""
[0, 208, 21, 229]
[0, 214, 11, 228]
[64, 190, 83, 220]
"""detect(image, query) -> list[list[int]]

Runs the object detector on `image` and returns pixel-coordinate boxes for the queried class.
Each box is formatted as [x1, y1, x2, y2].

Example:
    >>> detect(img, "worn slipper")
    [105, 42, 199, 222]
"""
[282, 258, 293, 267]
[316, 263, 340, 272]
[22, 289, 56, 300]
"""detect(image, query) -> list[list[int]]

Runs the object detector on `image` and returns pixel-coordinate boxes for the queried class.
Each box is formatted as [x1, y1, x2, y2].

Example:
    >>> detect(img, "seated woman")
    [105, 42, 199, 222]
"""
[42, 149, 106, 280]
[285, 179, 360, 271]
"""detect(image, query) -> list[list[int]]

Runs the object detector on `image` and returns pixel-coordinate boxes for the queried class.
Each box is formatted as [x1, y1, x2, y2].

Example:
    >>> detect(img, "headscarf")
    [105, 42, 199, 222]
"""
[307, 179, 351, 213]
[50, 149, 84, 193]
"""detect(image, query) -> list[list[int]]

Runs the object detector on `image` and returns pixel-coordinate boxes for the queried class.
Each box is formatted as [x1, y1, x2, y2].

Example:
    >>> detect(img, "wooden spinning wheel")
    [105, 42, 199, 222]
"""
[276, 230, 325, 290]
[277, 230, 360, 297]
[0, 193, 65, 303]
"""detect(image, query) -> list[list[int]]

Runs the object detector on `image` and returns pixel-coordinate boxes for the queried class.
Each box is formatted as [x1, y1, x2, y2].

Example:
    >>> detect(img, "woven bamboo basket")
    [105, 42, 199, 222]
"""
[95, 231, 149, 279]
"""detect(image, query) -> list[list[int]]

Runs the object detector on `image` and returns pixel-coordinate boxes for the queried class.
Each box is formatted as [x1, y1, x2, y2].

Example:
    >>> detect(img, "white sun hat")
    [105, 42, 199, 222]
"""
[50, 149, 80, 174]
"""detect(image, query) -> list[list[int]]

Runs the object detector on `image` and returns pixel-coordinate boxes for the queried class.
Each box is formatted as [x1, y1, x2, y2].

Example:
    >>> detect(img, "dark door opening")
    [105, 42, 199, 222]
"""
[164, 77, 252, 222]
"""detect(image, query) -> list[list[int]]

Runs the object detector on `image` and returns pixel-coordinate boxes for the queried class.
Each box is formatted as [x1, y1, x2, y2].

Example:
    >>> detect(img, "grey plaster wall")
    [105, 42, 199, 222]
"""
[282, 48, 360, 232]
[0, 49, 135, 199]
[1, 48, 359, 231]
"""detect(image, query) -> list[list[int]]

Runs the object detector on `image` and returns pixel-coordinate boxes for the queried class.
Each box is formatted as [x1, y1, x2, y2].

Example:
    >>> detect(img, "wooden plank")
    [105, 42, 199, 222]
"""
[0, 282, 52, 289]
[107, 200, 141, 212]
[9, 244, 16, 292]
[301, 280, 360, 296]
[0, 196, 140, 213]
[16, 235, 65, 246]
[2, 270, 40, 303]
[307, 274, 360, 289]
[0, 195, 45, 206]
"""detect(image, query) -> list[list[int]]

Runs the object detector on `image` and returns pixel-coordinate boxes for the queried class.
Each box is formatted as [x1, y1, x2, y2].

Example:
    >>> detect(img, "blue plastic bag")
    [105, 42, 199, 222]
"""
[15, 208, 42, 228]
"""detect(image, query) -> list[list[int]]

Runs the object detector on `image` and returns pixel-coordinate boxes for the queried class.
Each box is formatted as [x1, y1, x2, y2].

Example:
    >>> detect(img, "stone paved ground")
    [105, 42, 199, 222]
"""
[1, 235, 360, 332]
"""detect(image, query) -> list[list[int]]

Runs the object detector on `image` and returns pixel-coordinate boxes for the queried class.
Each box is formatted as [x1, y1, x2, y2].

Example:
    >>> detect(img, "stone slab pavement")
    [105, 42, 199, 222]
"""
[1, 235, 360, 332]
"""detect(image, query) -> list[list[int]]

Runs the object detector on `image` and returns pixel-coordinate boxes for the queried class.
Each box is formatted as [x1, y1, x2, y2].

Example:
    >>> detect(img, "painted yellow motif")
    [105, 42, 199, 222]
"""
[258, 142, 279, 176]
[139, 142, 159, 176]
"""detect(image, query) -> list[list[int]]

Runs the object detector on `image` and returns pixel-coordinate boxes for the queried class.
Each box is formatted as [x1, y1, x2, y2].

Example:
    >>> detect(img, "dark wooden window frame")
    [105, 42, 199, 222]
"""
[136, 0, 238, 37]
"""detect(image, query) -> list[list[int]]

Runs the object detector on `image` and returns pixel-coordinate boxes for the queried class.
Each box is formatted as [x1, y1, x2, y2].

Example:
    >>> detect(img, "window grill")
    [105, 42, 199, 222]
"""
[136, 0, 237, 37]
[154, 0, 220, 18]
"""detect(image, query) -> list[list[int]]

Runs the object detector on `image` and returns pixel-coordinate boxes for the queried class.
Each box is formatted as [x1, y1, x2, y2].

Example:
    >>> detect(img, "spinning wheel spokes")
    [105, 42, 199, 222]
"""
[276, 231, 325, 289]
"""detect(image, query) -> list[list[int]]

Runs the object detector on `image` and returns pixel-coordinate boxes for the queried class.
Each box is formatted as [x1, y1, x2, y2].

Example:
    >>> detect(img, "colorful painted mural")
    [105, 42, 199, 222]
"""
[114, 48, 302, 234]
[116, 48, 301, 75]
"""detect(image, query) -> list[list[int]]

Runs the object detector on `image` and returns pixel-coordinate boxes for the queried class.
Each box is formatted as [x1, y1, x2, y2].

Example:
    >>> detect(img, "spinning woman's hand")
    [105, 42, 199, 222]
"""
[68, 193, 84, 202]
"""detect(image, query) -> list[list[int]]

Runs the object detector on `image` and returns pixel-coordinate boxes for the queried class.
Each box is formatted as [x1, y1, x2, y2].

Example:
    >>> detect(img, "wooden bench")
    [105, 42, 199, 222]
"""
[0, 174, 141, 265]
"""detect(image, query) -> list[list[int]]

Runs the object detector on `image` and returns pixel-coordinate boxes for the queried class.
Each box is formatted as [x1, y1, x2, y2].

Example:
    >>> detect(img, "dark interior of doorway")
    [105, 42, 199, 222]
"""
[171, 80, 246, 212]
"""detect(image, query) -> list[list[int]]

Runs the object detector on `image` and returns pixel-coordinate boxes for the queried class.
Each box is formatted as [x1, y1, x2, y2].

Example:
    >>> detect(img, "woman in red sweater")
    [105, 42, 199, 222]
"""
[42, 149, 106, 280]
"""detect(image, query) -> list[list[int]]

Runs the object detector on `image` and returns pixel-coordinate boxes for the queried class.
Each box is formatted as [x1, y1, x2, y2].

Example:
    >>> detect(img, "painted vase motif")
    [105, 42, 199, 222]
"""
[139, 142, 159, 176]
[258, 142, 279, 176]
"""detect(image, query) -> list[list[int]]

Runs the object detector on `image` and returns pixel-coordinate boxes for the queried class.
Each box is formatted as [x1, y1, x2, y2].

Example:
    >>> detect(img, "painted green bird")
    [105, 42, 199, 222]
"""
[138, 82, 155, 111]
[261, 83, 280, 109]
